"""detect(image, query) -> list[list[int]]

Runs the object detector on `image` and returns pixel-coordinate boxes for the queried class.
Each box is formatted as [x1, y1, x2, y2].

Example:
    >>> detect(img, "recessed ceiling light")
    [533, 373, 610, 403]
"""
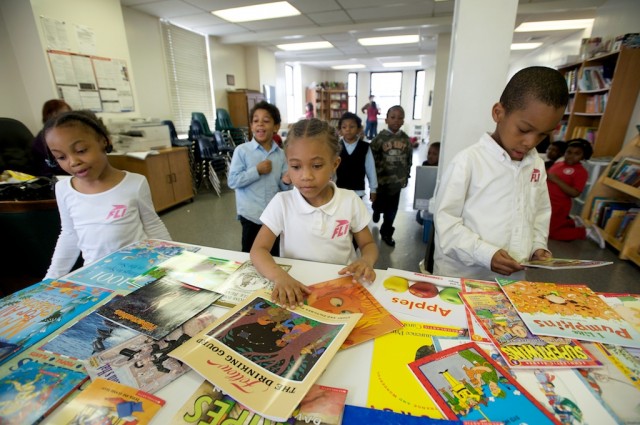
[212, 1, 300, 23]
[515, 19, 593, 32]
[511, 42, 543, 50]
[382, 61, 421, 68]
[332, 64, 366, 70]
[358, 35, 419, 46]
[277, 41, 333, 51]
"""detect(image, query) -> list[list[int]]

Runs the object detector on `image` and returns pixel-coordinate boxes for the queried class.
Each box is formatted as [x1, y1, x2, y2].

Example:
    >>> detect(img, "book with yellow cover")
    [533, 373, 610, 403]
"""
[169, 289, 360, 422]
[367, 320, 465, 418]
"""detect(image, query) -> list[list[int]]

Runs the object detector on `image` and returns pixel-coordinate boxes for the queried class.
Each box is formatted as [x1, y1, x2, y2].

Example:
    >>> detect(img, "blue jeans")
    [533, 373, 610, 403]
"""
[365, 120, 378, 139]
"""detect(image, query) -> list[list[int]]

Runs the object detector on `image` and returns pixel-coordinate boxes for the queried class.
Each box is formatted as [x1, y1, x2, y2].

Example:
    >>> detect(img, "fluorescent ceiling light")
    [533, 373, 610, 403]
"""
[332, 64, 366, 70]
[358, 35, 419, 46]
[212, 1, 300, 23]
[511, 42, 542, 50]
[277, 41, 333, 51]
[383, 61, 421, 67]
[515, 19, 593, 32]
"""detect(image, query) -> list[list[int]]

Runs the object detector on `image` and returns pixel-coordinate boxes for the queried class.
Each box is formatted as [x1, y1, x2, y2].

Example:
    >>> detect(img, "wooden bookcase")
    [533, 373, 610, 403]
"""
[556, 47, 640, 158]
[581, 135, 640, 266]
[306, 87, 348, 127]
[108, 147, 194, 212]
[227, 89, 265, 129]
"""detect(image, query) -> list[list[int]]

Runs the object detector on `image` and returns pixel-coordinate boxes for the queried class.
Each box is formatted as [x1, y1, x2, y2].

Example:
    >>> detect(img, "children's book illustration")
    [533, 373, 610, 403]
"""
[0, 360, 87, 425]
[96, 275, 221, 340]
[520, 258, 613, 269]
[65, 238, 198, 291]
[172, 380, 348, 425]
[213, 260, 292, 307]
[599, 292, 640, 334]
[48, 377, 165, 424]
[342, 405, 464, 424]
[367, 320, 465, 418]
[496, 279, 640, 348]
[169, 289, 360, 422]
[85, 306, 217, 393]
[408, 341, 561, 424]
[0, 279, 112, 365]
[460, 278, 500, 344]
[305, 276, 402, 349]
[460, 291, 601, 368]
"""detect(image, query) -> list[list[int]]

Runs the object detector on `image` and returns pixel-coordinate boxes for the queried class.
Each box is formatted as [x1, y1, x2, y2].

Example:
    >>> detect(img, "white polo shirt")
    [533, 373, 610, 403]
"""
[260, 182, 371, 265]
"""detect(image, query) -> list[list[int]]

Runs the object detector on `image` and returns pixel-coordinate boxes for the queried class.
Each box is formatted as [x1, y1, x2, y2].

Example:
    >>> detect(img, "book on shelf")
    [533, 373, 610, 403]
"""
[64, 238, 199, 291]
[342, 405, 463, 424]
[212, 260, 292, 307]
[496, 279, 640, 348]
[609, 156, 640, 183]
[84, 305, 217, 393]
[459, 291, 602, 369]
[47, 377, 165, 424]
[366, 320, 465, 418]
[520, 258, 613, 269]
[614, 207, 639, 239]
[408, 341, 561, 424]
[0, 360, 88, 425]
[0, 279, 112, 366]
[96, 275, 221, 340]
[304, 275, 402, 349]
[169, 289, 361, 422]
[578, 65, 607, 91]
[172, 380, 348, 425]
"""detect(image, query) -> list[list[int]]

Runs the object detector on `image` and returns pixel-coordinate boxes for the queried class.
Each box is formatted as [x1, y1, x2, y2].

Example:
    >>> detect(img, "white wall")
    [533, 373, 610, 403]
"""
[209, 38, 247, 111]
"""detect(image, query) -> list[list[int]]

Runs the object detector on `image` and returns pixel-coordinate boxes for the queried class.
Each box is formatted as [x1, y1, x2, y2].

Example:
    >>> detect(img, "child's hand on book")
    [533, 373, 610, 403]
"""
[339, 259, 376, 285]
[272, 275, 311, 309]
[490, 249, 525, 275]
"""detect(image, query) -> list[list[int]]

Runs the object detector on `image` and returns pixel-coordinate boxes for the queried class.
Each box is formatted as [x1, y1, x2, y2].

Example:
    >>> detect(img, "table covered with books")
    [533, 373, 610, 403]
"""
[1, 239, 638, 425]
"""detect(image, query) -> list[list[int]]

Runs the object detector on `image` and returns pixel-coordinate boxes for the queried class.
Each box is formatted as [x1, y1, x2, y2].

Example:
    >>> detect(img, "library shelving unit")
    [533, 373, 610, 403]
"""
[556, 47, 640, 158]
[580, 134, 640, 266]
[306, 87, 348, 127]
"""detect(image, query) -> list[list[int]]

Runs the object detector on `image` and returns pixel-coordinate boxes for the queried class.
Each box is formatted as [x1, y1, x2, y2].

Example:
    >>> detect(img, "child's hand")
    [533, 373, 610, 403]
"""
[257, 159, 272, 175]
[546, 173, 560, 183]
[531, 249, 552, 261]
[369, 192, 377, 203]
[490, 249, 525, 276]
[272, 276, 311, 309]
[339, 259, 376, 285]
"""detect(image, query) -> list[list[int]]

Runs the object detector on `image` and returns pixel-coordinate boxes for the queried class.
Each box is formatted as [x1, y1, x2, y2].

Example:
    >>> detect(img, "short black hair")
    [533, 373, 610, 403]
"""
[500, 66, 569, 114]
[566, 138, 593, 160]
[387, 105, 405, 117]
[250, 100, 281, 125]
[549, 140, 568, 155]
[338, 112, 362, 129]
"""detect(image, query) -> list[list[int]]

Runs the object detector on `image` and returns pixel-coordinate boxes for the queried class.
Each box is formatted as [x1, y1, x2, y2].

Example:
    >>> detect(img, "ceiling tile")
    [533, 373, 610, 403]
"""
[131, 0, 204, 18]
[238, 15, 315, 31]
[307, 10, 353, 25]
[169, 13, 225, 27]
[288, 0, 342, 13]
[198, 23, 251, 36]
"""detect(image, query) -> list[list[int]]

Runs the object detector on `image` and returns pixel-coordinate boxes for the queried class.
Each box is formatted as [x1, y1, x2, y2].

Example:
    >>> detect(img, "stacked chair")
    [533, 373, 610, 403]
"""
[188, 113, 230, 196]
[191, 112, 235, 157]
[214, 108, 248, 147]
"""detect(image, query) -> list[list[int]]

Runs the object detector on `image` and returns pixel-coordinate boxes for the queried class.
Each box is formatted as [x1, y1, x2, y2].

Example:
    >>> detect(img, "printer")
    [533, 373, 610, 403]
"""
[107, 119, 172, 153]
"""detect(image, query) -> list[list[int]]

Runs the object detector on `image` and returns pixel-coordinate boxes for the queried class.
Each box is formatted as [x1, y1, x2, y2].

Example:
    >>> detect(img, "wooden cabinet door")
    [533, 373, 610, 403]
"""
[166, 148, 194, 205]
[145, 153, 174, 212]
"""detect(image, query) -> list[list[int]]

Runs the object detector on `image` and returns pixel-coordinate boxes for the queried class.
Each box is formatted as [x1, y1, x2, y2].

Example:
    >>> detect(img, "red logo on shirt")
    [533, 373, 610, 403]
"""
[106, 204, 127, 220]
[332, 219, 350, 239]
[530, 168, 541, 182]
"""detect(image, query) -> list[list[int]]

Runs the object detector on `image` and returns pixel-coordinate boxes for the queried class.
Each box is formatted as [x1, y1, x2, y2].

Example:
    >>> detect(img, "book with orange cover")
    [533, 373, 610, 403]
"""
[305, 276, 402, 349]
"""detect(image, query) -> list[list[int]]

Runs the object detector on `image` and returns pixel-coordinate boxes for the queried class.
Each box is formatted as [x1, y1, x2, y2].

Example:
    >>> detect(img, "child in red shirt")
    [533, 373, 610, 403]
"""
[547, 139, 604, 247]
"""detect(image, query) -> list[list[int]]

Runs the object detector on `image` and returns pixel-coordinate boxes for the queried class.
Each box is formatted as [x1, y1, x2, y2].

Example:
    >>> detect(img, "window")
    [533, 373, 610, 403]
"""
[370, 72, 402, 117]
[161, 21, 214, 134]
[347, 73, 357, 113]
[285, 65, 295, 123]
[413, 70, 425, 120]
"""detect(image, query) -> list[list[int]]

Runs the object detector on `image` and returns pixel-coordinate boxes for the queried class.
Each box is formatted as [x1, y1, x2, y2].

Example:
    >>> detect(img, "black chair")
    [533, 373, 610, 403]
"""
[212, 130, 235, 157]
[0, 117, 35, 174]
[192, 134, 229, 196]
[162, 120, 191, 148]
[215, 108, 247, 147]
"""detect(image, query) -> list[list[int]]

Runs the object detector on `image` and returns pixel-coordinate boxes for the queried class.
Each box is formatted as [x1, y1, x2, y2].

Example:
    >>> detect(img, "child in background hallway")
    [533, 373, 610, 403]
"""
[228, 101, 289, 255]
[335, 112, 377, 202]
[44, 110, 171, 279]
[547, 139, 604, 247]
[423, 141, 440, 166]
[545, 140, 567, 170]
[433, 66, 569, 281]
[251, 118, 378, 308]
[361, 95, 380, 140]
[370, 105, 413, 247]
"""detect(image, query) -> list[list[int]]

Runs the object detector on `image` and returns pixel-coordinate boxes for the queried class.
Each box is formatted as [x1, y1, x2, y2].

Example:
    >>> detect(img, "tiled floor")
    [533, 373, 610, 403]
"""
[160, 142, 639, 294]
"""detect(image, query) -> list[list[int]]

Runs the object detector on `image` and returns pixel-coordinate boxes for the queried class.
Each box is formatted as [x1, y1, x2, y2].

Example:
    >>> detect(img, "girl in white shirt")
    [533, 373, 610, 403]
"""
[44, 110, 171, 279]
[251, 118, 378, 308]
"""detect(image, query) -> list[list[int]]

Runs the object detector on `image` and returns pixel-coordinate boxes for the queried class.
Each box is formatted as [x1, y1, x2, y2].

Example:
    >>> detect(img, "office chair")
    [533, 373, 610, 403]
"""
[215, 108, 247, 146]
[0, 117, 35, 174]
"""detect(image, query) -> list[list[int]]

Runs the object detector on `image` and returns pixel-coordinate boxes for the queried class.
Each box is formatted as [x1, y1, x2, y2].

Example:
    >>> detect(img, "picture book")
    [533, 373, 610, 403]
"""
[47, 377, 165, 424]
[367, 320, 465, 418]
[599, 292, 640, 333]
[520, 258, 613, 269]
[213, 260, 292, 307]
[496, 279, 640, 349]
[169, 289, 361, 422]
[342, 405, 464, 424]
[172, 380, 348, 425]
[65, 238, 198, 291]
[408, 341, 561, 424]
[459, 291, 602, 368]
[128, 250, 243, 290]
[305, 276, 402, 349]
[577, 341, 640, 424]
[374, 269, 467, 328]
[96, 275, 221, 340]
[0, 360, 88, 425]
[84, 306, 218, 393]
[0, 279, 112, 365]
[460, 278, 500, 344]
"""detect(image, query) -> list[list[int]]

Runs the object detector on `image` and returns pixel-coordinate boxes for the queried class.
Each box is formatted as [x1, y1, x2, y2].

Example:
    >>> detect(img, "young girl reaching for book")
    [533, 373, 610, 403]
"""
[251, 118, 378, 308]
[44, 110, 171, 279]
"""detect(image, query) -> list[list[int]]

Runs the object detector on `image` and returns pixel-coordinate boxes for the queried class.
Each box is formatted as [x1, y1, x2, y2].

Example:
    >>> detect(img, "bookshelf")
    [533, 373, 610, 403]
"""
[306, 87, 348, 128]
[556, 47, 640, 158]
[581, 135, 640, 266]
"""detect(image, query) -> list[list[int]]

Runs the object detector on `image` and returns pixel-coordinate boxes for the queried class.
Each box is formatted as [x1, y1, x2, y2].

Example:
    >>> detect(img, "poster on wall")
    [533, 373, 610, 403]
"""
[40, 16, 70, 51]
[92, 57, 135, 112]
